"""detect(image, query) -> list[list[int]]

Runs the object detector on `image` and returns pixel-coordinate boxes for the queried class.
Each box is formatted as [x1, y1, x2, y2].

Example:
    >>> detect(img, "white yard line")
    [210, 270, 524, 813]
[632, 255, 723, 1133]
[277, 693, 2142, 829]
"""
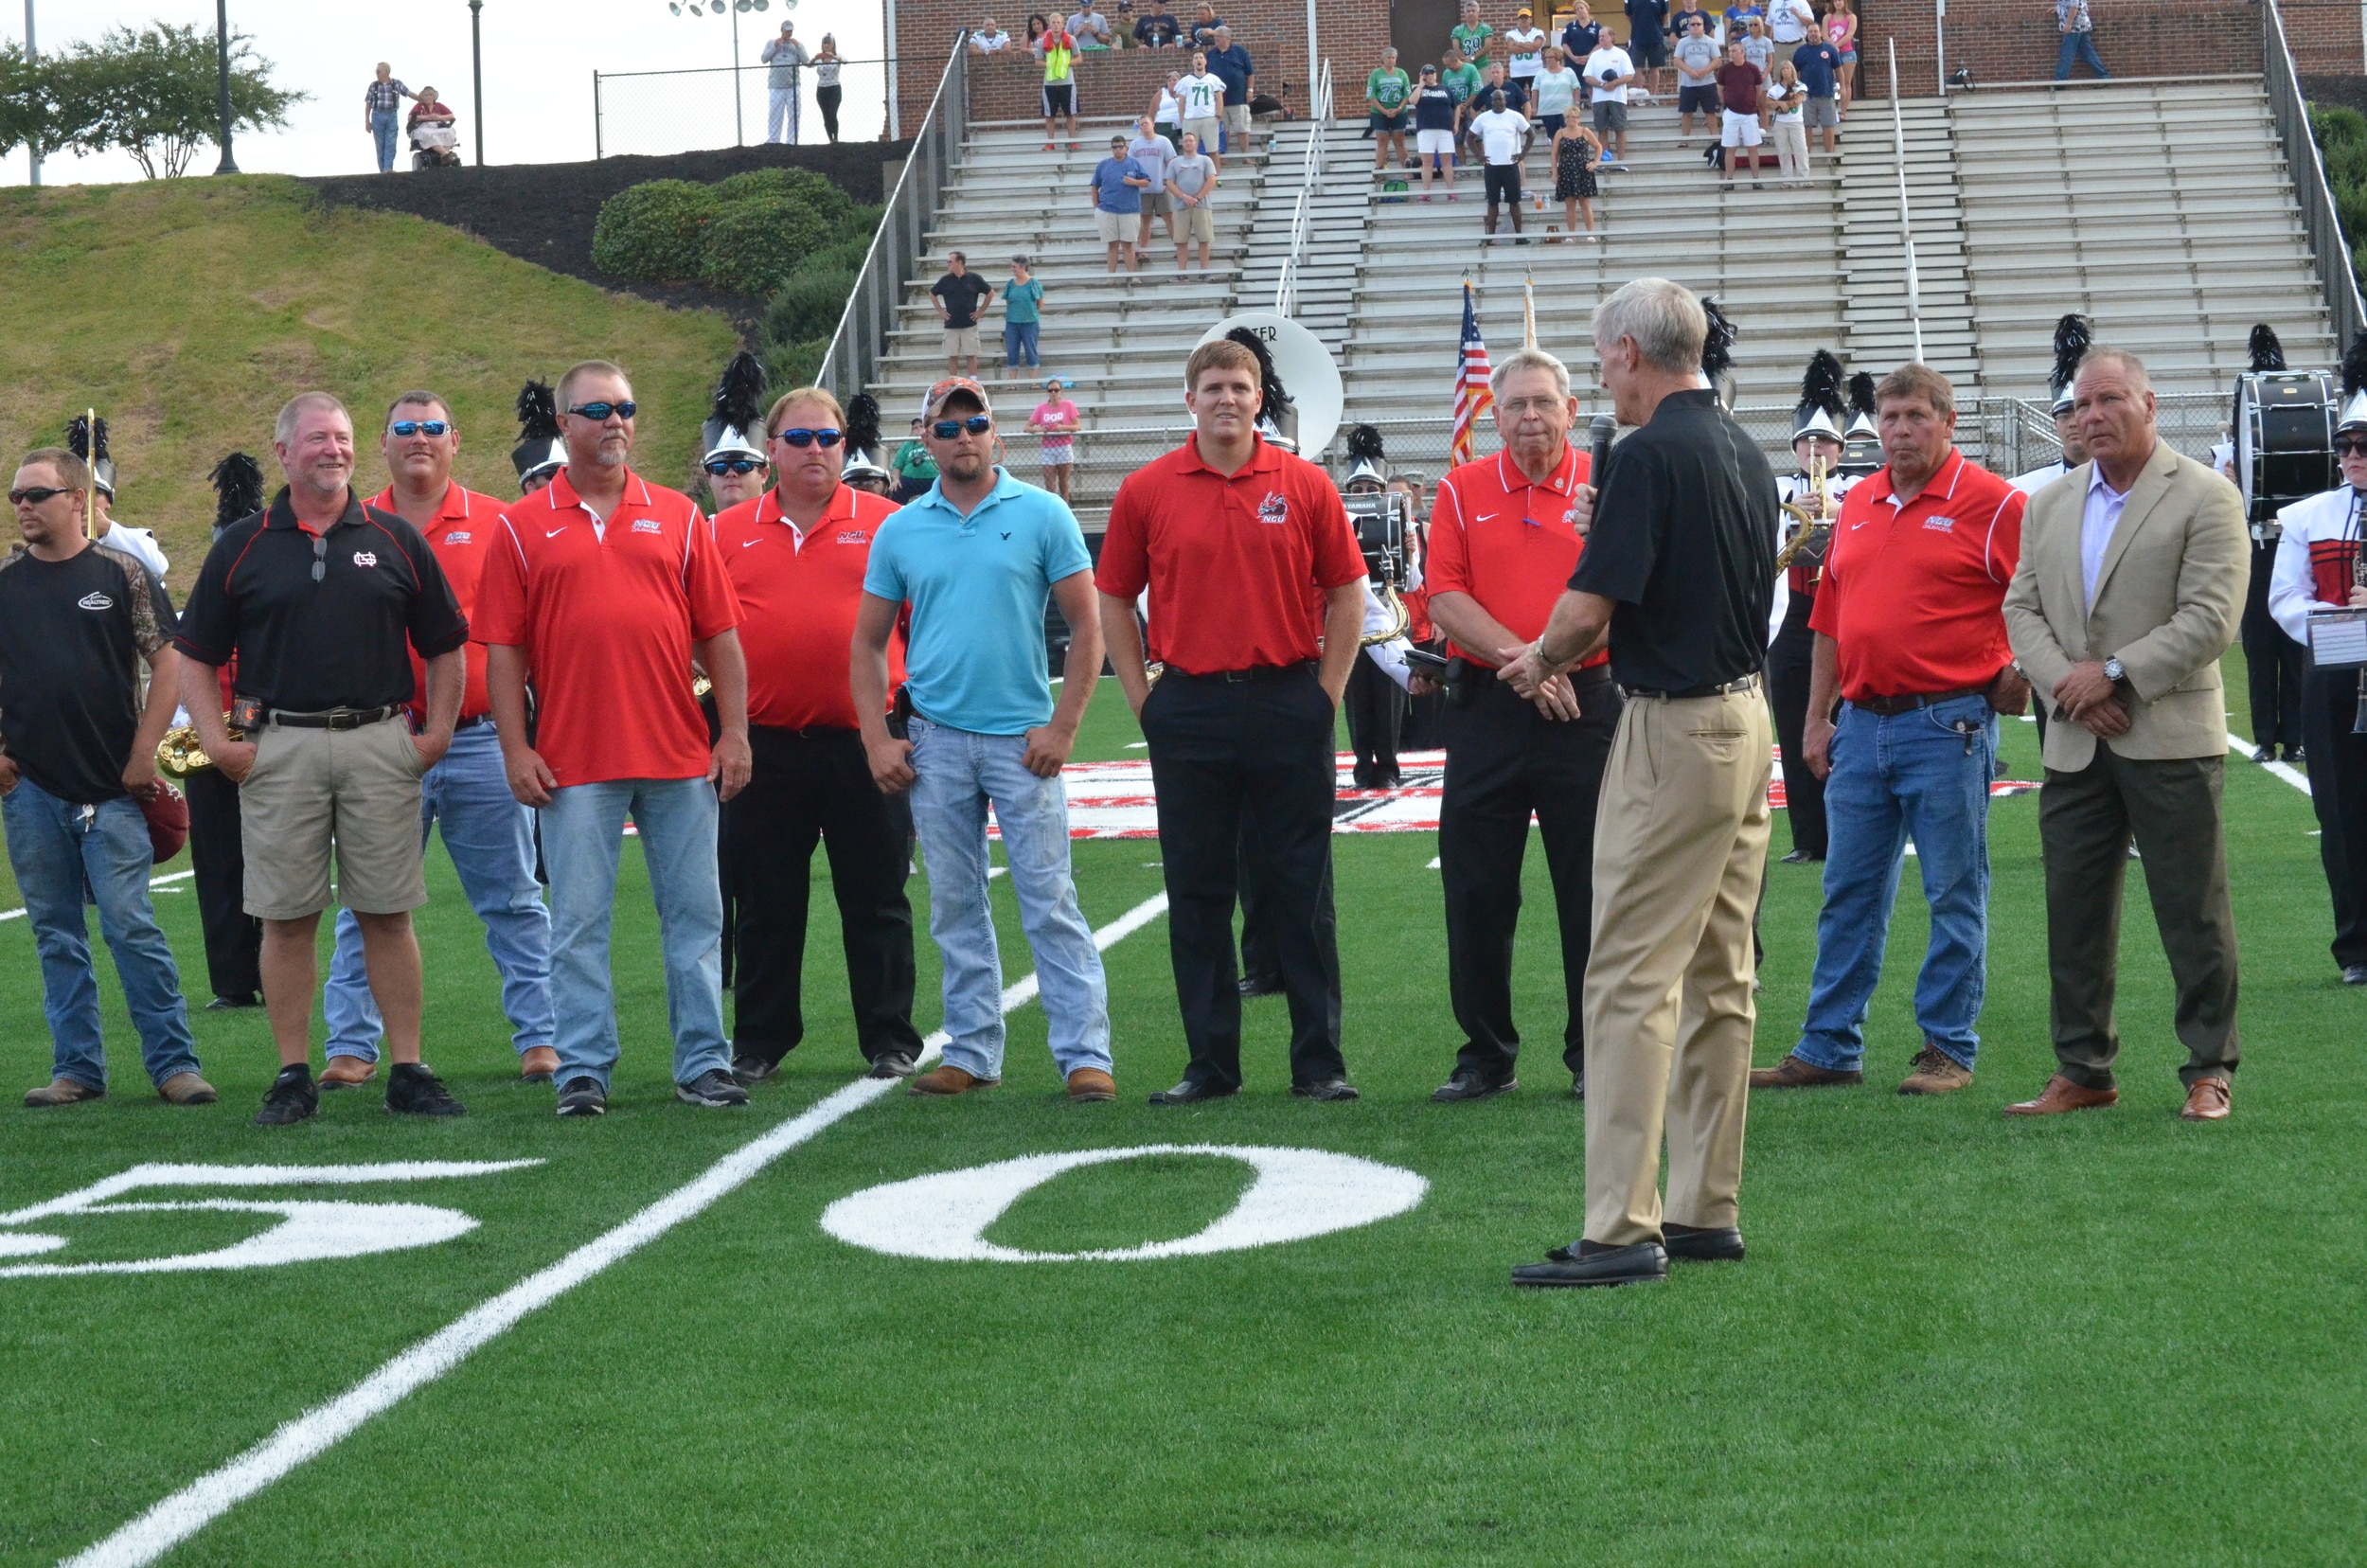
[62, 890, 1171, 1568]
[2225, 728, 2310, 795]
[0, 870, 191, 925]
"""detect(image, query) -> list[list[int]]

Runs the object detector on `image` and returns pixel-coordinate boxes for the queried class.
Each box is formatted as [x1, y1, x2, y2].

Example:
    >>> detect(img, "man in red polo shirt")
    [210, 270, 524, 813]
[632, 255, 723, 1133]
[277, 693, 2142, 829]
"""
[1096, 336, 1368, 1104]
[319, 391, 558, 1090]
[1424, 347, 1621, 1104]
[713, 385, 924, 1085]
[1753, 363, 2030, 1097]
[477, 359, 753, 1118]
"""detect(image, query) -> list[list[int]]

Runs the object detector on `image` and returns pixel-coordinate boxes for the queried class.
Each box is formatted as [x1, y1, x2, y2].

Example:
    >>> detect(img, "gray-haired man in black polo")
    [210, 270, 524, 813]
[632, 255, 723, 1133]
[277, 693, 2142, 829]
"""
[175, 391, 471, 1128]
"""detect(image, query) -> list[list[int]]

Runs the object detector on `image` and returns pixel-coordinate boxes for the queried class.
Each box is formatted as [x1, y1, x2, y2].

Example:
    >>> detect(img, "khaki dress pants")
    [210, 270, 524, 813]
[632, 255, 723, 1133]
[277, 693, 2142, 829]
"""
[1583, 685, 1773, 1246]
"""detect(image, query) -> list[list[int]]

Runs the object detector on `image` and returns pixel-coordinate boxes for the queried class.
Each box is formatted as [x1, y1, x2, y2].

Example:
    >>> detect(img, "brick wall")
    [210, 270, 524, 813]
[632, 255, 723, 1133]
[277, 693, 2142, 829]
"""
[1859, 0, 2285, 96]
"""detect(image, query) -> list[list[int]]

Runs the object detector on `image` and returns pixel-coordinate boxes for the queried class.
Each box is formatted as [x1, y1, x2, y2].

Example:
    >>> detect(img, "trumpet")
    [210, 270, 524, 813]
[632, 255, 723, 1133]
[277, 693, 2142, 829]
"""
[156, 715, 229, 776]
[1772, 455, 1836, 576]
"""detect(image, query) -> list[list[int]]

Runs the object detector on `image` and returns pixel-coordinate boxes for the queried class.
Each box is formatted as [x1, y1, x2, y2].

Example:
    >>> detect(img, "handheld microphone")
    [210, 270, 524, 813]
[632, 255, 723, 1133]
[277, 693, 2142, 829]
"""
[1588, 413, 1615, 490]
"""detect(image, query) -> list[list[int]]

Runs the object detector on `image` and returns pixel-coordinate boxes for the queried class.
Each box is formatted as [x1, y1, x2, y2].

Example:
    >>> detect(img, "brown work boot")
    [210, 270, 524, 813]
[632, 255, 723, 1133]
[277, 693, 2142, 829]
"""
[1066, 1067, 1117, 1102]
[319, 1057, 377, 1090]
[519, 1045, 560, 1084]
[907, 1065, 998, 1096]
[156, 1072, 219, 1106]
[2180, 1078, 2232, 1122]
[1748, 1053, 1861, 1090]
[24, 1077, 103, 1108]
[2002, 1074, 2119, 1116]
[1898, 1045, 1974, 1096]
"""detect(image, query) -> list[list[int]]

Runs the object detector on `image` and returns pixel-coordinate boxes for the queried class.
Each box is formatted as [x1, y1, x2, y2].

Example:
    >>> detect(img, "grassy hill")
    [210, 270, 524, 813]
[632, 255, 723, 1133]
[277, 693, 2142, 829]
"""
[0, 176, 741, 589]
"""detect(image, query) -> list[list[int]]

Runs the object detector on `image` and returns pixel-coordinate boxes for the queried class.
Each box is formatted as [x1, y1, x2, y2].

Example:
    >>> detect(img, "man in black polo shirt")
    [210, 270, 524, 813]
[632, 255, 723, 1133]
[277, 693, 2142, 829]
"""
[1500, 277, 1778, 1289]
[175, 391, 472, 1127]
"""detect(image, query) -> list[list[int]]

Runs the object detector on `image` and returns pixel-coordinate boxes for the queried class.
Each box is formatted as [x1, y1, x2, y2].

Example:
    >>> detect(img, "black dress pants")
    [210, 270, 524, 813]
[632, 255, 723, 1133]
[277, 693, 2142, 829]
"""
[1141, 665, 1344, 1090]
[2301, 670, 2367, 970]
[1766, 601, 1827, 858]
[1344, 651, 1403, 786]
[720, 724, 922, 1067]
[2243, 539, 2306, 753]
[1441, 667, 1621, 1083]
[183, 763, 260, 1001]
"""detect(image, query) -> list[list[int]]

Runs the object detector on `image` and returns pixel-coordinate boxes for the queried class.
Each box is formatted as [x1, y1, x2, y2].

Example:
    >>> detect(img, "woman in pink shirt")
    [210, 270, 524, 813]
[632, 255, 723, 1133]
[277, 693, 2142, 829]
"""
[1822, 0, 1856, 116]
[1027, 376, 1081, 499]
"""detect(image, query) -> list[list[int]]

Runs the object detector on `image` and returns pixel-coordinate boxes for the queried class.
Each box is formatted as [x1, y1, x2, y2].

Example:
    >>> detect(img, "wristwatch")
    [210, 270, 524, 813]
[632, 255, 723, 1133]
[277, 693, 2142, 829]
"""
[2102, 656, 2126, 683]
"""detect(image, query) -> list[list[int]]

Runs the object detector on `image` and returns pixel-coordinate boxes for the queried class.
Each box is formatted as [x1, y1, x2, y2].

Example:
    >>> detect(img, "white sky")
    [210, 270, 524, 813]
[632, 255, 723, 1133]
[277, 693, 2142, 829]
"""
[2, 0, 892, 186]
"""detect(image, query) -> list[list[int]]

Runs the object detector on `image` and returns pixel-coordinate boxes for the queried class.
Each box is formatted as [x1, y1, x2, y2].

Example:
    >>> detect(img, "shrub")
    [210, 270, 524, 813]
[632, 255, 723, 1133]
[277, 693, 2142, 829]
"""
[764, 263, 861, 346]
[590, 179, 712, 282]
[2313, 105, 2367, 295]
[594, 169, 878, 297]
[699, 197, 842, 295]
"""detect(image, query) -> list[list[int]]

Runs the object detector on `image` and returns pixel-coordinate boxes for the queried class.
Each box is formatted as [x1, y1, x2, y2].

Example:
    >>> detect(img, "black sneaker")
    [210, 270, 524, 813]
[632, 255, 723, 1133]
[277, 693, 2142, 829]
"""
[1432, 1069, 1516, 1103]
[385, 1062, 467, 1117]
[677, 1068, 750, 1108]
[731, 1053, 778, 1086]
[1290, 1078, 1361, 1102]
[555, 1077, 608, 1117]
[866, 1050, 919, 1079]
[254, 1064, 318, 1127]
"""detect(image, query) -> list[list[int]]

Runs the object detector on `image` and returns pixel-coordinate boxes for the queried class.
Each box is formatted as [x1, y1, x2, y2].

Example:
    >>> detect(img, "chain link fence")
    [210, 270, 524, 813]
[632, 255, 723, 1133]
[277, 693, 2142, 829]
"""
[595, 58, 899, 158]
[1973, 391, 2234, 477]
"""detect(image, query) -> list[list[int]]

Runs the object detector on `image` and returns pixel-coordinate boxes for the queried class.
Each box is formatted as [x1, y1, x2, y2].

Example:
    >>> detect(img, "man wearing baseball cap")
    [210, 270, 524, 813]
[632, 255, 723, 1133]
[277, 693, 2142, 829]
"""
[852, 379, 1115, 1101]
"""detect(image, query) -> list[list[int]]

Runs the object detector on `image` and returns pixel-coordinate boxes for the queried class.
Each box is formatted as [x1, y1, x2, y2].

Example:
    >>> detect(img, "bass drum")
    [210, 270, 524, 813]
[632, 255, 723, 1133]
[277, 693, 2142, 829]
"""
[2235, 370, 2336, 525]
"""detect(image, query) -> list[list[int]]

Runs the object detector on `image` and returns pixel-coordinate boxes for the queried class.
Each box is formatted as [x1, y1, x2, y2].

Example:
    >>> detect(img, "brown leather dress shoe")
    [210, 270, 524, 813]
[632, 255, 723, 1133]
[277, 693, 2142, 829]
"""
[156, 1072, 219, 1106]
[318, 1057, 378, 1090]
[1066, 1067, 1117, 1102]
[1898, 1045, 1974, 1096]
[907, 1065, 998, 1096]
[2002, 1074, 2118, 1116]
[1749, 1053, 1862, 1090]
[25, 1077, 103, 1108]
[519, 1045, 561, 1084]
[2180, 1078, 2232, 1121]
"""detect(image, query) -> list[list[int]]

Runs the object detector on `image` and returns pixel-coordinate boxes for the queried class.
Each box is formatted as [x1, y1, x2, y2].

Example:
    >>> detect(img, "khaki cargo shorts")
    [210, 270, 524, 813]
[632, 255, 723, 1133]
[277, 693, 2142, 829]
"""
[239, 716, 429, 919]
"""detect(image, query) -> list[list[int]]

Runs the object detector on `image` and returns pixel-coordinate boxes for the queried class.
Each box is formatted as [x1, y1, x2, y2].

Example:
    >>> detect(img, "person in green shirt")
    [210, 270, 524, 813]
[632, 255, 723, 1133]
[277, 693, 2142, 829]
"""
[892, 419, 939, 502]
[1365, 46, 1413, 169]
[1001, 255, 1046, 381]
[1440, 45, 1486, 137]
[1450, 0, 1493, 65]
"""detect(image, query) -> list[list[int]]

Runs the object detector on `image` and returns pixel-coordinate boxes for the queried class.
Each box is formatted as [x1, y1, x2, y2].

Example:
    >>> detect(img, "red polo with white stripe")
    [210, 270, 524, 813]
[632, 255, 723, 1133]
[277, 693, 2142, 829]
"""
[712, 483, 907, 731]
[370, 480, 505, 723]
[1427, 444, 1610, 670]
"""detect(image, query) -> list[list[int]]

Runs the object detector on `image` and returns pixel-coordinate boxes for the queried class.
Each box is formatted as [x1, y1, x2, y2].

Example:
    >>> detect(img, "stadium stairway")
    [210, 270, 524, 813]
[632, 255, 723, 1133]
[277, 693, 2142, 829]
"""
[1234, 119, 1373, 350]
[1837, 97, 1982, 397]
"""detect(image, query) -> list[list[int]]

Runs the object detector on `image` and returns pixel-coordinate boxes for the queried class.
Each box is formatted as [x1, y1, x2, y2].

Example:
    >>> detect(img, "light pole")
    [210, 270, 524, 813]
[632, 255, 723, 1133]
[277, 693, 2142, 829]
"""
[212, 0, 239, 173]
[469, 0, 485, 165]
[668, 0, 774, 148]
[24, 0, 39, 187]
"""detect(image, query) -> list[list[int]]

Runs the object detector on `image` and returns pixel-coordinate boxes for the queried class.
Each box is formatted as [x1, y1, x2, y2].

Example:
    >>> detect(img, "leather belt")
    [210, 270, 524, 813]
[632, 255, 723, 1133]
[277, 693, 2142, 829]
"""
[1166, 662, 1317, 684]
[1849, 687, 1983, 717]
[454, 714, 490, 731]
[1619, 673, 1760, 702]
[265, 704, 401, 731]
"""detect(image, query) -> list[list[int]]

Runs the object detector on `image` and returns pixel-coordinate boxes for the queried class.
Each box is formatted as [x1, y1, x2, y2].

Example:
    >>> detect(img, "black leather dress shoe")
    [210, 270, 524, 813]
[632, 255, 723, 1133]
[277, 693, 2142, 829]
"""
[1778, 849, 1824, 864]
[1237, 973, 1285, 998]
[1571, 1073, 1585, 1100]
[205, 993, 261, 1010]
[1291, 1078, 1361, 1101]
[1512, 1240, 1667, 1288]
[1663, 1222, 1745, 1262]
[2345, 966, 2367, 988]
[1432, 1070, 1515, 1102]
[1148, 1078, 1238, 1105]
[2252, 744, 2276, 764]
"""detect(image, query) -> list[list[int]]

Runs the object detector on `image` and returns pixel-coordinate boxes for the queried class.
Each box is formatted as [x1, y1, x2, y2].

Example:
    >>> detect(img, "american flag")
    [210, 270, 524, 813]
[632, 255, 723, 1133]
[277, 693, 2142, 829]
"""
[1452, 282, 1491, 466]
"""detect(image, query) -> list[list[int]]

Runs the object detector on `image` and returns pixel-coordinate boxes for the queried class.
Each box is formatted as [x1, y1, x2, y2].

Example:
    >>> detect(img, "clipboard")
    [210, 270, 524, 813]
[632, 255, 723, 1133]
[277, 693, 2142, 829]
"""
[2307, 608, 2367, 672]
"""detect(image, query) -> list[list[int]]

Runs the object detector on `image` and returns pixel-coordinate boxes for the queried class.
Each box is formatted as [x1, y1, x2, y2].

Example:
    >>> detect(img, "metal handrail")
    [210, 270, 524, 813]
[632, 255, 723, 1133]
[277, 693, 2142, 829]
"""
[816, 39, 970, 400]
[2263, 0, 2366, 351]
[1890, 38, 1926, 364]
[1273, 58, 1333, 317]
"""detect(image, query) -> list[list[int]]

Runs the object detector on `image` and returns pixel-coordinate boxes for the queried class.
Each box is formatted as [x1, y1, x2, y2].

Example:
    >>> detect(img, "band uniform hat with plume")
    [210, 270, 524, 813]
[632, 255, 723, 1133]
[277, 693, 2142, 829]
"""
[1343, 423, 1389, 488]
[2339, 329, 2367, 435]
[1224, 326, 1298, 449]
[840, 390, 892, 483]
[1842, 369, 1878, 442]
[1699, 298, 1737, 410]
[1791, 349, 1846, 444]
[2049, 312, 2092, 416]
[208, 452, 265, 533]
[66, 413, 116, 499]
[511, 380, 567, 488]
[703, 348, 771, 465]
[2248, 322, 2287, 376]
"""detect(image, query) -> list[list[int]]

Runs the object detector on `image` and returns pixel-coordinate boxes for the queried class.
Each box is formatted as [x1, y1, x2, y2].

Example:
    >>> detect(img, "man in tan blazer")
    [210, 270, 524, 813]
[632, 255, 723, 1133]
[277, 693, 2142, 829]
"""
[2001, 347, 2248, 1121]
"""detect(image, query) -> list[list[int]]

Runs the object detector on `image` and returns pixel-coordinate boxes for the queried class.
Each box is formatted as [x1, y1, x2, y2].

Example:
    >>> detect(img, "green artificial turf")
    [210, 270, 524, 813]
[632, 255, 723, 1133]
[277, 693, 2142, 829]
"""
[2, 672, 2360, 1566]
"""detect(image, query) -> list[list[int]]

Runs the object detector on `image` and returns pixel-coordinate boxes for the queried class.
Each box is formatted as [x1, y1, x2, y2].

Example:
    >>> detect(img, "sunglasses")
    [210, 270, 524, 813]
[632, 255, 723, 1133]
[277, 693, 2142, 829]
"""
[311, 531, 329, 584]
[774, 427, 845, 449]
[566, 401, 637, 421]
[389, 419, 451, 437]
[7, 485, 70, 507]
[705, 459, 766, 476]
[2339, 437, 2367, 458]
[932, 416, 994, 438]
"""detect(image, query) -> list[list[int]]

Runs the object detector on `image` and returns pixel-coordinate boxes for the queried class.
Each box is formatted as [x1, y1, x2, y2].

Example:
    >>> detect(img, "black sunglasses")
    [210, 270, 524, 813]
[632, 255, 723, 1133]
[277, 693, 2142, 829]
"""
[7, 485, 70, 507]
[311, 531, 329, 583]
[566, 401, 637, 421]
[2339, 437, 2367, 457]
[774, 427, 845, 449]
[389, 419, 451, 437]
[705, 459, 765, 476]
[932, 416, 993, 438]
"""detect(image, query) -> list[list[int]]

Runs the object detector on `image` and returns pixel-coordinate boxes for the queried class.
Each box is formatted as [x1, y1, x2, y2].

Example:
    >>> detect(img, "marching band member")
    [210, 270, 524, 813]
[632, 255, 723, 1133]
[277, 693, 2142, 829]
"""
[317, 391, 558, 1089]
[183, 456, 268, 1011]
[2234, 324, 2307, 765]
[2010, 314, 2091, 496]
[700, 351, 773, 512]
[839, 393, 899, 498]
[65, 414, 169, 578]
[1342, 425, 1414, 788]
[510, 379, 566, 496]
[2269, 333, 2367, 985]
[1424, 347, 1615, 1104]
[715, 385, 925, 1084]
[1098, 337, 1366, 1104]
[1766, 350, 1854, 864]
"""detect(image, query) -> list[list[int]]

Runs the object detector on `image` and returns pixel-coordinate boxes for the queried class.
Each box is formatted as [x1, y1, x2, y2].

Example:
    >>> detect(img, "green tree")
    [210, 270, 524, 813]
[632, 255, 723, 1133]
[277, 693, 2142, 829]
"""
[0, 41, 97, 160]
[55, 23, 301, 178]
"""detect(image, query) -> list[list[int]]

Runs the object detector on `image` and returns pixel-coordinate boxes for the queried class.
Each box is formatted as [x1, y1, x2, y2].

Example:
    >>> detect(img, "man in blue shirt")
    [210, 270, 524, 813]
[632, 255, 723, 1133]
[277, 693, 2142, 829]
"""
[1088, 133, 1152, 272]
[853, 378, 1115, 1102]
[1207, 26, 1256, 152]
[1792, 22, 1841, 154]
[1625, 0, 1669, 89]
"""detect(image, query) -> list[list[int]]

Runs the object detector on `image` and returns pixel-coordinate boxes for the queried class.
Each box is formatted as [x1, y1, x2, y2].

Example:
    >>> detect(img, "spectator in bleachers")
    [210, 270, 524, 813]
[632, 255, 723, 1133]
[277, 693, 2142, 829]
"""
[1673, 12, 1721, 145]
[1721, 0, 1764, 33]
[1714, 39, 1766, 187]
[1561, 2, 1604, 61]
[364, 62, 418, 174]
[2055, 0, 2109, 80]
[1152, 71, 1184, 149]
[971, 17, 1014, 50]
[1583, 33, 1634, 168]
[1039, 23, 1080, 151]
[1765, 60, 1808, 184]
[1768, 0, 1813, 46]
[761, 22, 810, 144]
[931, 251, 994, 376]
[1207, 27, 1256, 153]
[1028, 379, 1081, 500]
[1627, 0, 1671, 93]
[1129, 115, 1178, 255]
[1552, 115, 1601, 240]
[1001, 256, 1044, 382]
[1668, 0, 1722, 48]
[1166, 130, 1219, 270]
[1067, 0, 1114, 47]
[1441, 44, 1485, 142]
[1451, 1, 1495, 67]
[1135, 0, 1182, 46]
[1471, 89, 1532, 242]
[1412, 64, 1461, 201]
[1112, 0, 1137, 47]
[1794, 21, 1841, 155]
[893, 420, 937, 504]
[1090, 134, 1151, 272]
[1189, 2, 1225, 47]
[1823, 0, 1858, 113]
[1741, 15, 1775, 79]
[1532, 45, 1582, 151]
[1504, 8, 1548, 94]
[1023, 11, 1049, 47]
[1367, 47, 1413, 170]
[1178, 52, 1227, 168]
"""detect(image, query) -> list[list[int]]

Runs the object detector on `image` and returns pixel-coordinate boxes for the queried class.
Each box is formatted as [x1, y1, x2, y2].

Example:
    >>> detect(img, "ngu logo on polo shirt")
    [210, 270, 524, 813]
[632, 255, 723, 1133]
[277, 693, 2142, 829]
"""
[1923, 515, 1957, 532]
[1257, 492, 1290, 525]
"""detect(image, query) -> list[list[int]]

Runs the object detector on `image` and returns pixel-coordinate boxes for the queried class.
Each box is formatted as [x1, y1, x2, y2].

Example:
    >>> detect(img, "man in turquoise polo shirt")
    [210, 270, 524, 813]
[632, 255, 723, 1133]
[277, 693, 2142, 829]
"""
[851, 377, 1116, 1102]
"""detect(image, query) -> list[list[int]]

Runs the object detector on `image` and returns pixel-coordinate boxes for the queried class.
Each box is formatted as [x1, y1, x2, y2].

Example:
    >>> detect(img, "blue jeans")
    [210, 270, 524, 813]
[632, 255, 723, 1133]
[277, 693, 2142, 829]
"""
[1793, 694, 1997, 1073]
[323, 723, 553, 1062]
[2, 780, 198, 1090]
[371, 109, 400, 170]
[2055, 29, 2109, 79]
[1004, 321, 1041, 369]
[907, 716, 1112, 1080]
[538, 775, 729, 1091]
